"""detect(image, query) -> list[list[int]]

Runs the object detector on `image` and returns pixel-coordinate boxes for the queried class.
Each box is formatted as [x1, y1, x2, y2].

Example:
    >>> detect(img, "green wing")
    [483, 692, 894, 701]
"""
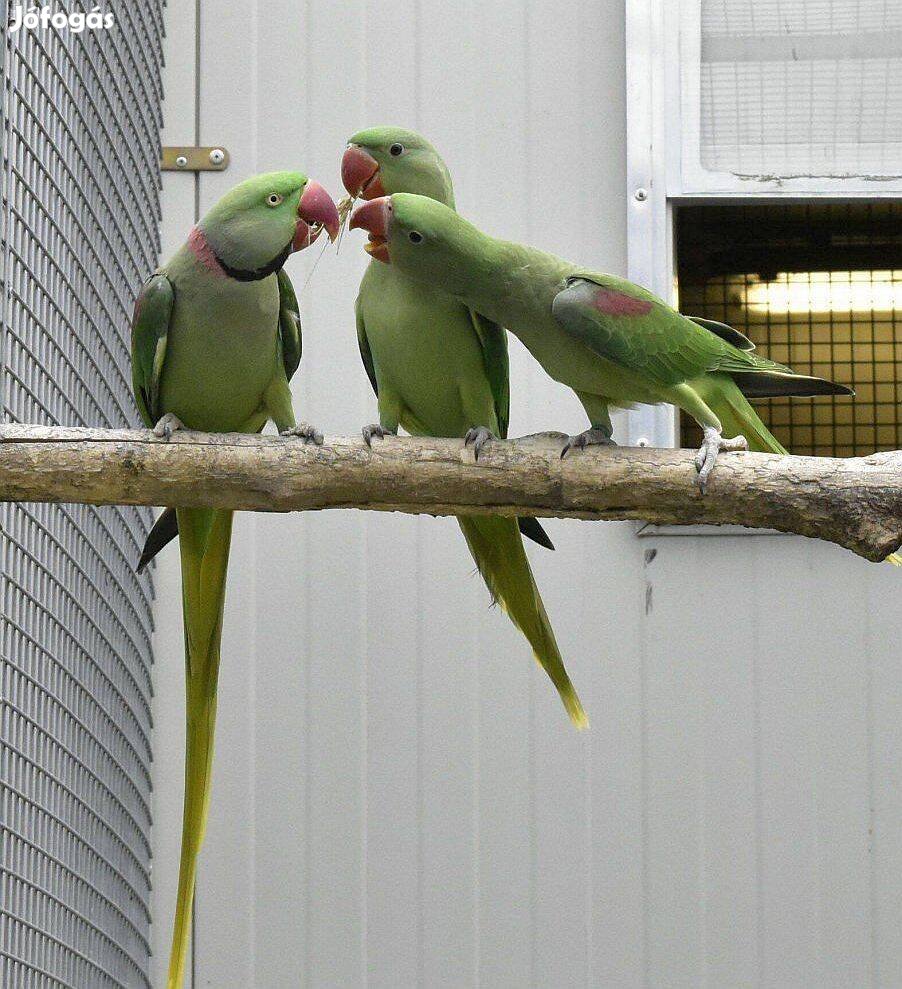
[277, 268, 302, 382]
[551, 273, 793, 387]
[468, 310, 553, 549]
[355, 294, 379, 396]
[469, 309, 510, 439]
[131, 272, 174, 427]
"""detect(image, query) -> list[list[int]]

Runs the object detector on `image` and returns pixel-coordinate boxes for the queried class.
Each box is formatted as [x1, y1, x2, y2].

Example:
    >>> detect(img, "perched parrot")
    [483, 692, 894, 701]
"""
[130, 172, 339, 989]
[341, 127, 586, 728]
[349, 193, 853, 488]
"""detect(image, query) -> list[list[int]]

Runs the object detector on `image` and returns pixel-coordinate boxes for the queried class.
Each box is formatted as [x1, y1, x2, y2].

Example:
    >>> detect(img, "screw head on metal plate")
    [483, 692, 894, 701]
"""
[161, 147, 230, 171]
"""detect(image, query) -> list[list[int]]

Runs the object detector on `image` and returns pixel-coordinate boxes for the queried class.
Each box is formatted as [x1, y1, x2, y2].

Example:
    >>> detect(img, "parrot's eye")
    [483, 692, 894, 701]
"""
[389, 143, 404, 157]
[408, 231, 423, 244]
[266, 193, 283, 207]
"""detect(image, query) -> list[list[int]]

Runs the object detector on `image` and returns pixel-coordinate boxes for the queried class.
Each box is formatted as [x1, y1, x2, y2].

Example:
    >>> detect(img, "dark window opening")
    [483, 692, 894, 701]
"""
[676, 202, 902, 457]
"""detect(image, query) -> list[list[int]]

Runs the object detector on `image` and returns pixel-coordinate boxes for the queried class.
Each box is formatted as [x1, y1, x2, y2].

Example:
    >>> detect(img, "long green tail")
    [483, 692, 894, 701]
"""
[458, 515, 588, 728]
[697, 375, 788, 455]
[168, 507, 233, 989]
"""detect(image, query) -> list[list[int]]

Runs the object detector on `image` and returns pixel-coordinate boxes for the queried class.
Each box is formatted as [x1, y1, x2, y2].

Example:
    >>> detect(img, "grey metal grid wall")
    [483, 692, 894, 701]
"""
[1, 5, 165, 987]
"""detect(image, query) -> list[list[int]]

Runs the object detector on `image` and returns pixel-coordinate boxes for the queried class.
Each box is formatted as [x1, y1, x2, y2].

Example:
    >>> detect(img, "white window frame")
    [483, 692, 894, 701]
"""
[625, 0, 902, 449]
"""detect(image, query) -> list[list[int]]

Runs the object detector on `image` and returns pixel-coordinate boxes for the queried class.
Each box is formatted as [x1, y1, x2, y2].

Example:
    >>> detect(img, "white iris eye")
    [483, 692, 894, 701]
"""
[267, 193, 283, 207]
[389, 143, 404, 156]
[408, 231, 423, 244]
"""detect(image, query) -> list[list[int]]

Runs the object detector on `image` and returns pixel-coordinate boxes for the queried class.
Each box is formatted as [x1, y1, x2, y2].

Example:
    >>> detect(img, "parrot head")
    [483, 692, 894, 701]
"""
[341, 127, 455, 207]
[349, 192, 476, 288]
[197, 171, 340, 279]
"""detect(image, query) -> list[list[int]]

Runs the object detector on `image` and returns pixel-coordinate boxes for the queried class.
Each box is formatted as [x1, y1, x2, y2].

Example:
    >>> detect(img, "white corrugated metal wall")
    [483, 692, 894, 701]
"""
[150, 2, 902, 987]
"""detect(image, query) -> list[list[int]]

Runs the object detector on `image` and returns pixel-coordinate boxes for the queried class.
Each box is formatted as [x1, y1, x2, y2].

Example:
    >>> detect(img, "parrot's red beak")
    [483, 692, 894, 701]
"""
[349, 196, 392, 263]
[341, 145, 385, 200]
[294, 180, 340, 250]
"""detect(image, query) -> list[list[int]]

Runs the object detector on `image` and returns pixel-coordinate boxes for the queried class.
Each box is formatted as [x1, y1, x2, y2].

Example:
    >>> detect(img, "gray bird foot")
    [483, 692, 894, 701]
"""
[362, 423, 396, 447]
[153, 413, 186, 440]
[280, 422, 323, 445]
[694, 426, 748, 493]
[464, 425, 498, 460]
[560, 427, 617, 459]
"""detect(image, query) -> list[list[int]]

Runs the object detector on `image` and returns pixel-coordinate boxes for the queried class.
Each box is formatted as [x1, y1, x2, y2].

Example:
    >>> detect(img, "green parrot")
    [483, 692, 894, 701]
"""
[341, 127, 586, 729]
[130, 171, 339, 989]
[349, 193, 852, 489]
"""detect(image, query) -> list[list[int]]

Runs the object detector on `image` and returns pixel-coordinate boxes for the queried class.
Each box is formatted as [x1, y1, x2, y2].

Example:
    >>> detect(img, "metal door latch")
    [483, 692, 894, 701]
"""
[161, 147, 230, 171]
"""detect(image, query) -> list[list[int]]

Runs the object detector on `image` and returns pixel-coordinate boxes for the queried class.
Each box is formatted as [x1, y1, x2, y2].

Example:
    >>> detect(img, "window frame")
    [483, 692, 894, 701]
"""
[625, 0, 902, 449]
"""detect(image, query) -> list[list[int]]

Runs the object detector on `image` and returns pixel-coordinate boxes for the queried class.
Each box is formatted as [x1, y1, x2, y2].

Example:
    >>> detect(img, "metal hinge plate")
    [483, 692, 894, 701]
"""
[161, 146, 230, 172]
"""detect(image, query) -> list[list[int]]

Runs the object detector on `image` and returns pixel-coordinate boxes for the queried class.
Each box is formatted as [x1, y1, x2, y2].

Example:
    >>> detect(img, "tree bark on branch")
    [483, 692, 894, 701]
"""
[0, 424, 900, 562]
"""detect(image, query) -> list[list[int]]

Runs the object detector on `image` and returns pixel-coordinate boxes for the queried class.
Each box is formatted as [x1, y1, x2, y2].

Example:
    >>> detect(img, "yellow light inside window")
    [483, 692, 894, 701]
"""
[745, 270, 902, 314]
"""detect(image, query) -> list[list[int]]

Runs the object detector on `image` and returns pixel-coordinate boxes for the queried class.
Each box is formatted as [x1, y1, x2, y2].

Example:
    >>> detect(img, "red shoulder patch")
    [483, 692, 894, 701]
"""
[187, 226, 226, 277]
[592, 287, 653, 317]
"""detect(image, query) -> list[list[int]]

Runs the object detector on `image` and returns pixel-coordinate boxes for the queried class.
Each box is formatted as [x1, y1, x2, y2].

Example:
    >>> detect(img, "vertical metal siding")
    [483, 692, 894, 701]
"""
[1, 6, 164, 986]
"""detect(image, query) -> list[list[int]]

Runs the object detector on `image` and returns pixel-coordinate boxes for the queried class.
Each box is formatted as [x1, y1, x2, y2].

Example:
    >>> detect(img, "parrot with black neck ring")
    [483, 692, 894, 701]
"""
[130, 171, 339, 989]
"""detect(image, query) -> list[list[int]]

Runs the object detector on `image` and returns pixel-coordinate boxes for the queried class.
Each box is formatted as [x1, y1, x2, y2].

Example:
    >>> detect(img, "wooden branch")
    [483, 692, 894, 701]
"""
[1, 424, 900, 562]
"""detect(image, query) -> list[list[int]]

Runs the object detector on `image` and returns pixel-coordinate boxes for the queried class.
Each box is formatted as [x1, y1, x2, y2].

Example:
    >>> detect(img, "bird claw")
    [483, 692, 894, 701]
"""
[560, 427, 616, 459]
[362, 423, 396, 447]
[694, 426, 748, 493]
[152, 413, 186, 440]
[464, 425, 497, 461]
[280, 422, 323, 445]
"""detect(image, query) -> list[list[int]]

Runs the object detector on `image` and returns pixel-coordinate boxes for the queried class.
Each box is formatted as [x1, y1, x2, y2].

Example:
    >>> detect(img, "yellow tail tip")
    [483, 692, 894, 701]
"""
[886, 552, 902, 567]
[564, 694, 590, 730]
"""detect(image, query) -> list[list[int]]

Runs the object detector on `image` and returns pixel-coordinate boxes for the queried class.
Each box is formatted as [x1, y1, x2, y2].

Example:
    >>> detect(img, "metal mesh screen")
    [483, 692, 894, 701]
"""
[677, 201, 902, 457]
[1, 6, 165, 986]
[700, 0, 902, 177]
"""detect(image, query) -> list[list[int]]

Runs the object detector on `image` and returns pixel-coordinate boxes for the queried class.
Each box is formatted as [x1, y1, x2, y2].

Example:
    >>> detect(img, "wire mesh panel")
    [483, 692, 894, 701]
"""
[700, 0, 902, 177]
[1, 5, 165, 986]
[677, 201, 902, 457]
